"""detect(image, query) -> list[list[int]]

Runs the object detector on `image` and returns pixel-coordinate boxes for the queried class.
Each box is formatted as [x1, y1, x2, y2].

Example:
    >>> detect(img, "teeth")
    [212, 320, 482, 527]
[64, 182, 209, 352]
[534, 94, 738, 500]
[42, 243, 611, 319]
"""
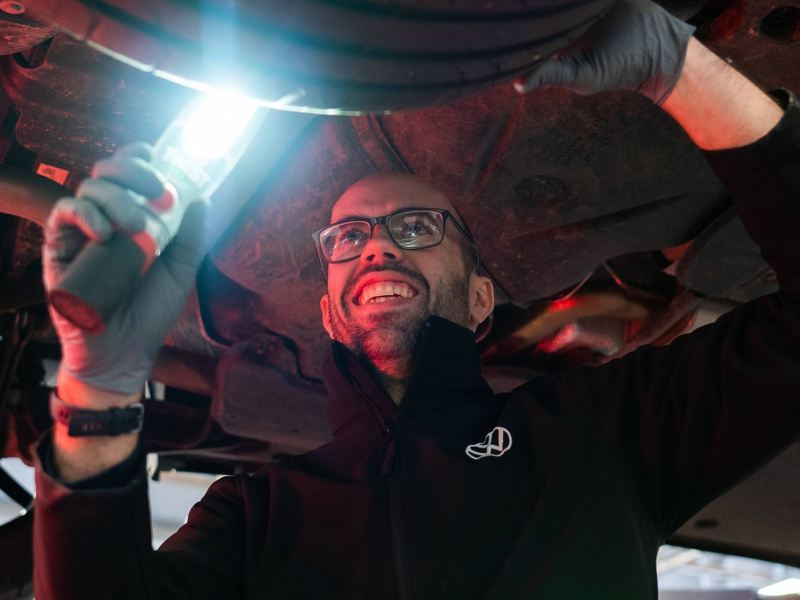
[358, 281, 415, 305]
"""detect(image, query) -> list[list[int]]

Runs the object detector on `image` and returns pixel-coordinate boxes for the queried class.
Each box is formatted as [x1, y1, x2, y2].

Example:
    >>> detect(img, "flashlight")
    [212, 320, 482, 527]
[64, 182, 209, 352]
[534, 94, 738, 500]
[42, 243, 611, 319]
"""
[48, 90, 263, 333]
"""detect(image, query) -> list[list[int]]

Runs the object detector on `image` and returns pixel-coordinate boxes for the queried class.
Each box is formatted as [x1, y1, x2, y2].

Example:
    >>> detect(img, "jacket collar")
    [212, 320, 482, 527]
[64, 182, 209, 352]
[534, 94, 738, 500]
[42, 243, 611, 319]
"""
[322, 316, 493, 436]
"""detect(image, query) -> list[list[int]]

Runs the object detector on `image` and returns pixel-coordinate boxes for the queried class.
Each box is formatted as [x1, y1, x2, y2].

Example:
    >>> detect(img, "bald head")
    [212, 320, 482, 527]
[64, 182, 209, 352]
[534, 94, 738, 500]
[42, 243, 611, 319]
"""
[332, 173, 453, 217]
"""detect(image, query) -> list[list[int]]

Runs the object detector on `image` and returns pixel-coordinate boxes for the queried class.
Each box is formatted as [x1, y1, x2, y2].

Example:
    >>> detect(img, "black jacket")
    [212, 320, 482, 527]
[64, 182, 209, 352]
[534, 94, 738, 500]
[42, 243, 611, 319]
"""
[34, 98, 800, 599]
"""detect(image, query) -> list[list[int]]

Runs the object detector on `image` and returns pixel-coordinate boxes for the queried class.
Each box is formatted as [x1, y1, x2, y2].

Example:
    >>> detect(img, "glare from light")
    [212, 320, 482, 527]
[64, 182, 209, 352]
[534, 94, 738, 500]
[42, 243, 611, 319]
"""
[759, 578, 800, 596]
[179, 90, 259, 163]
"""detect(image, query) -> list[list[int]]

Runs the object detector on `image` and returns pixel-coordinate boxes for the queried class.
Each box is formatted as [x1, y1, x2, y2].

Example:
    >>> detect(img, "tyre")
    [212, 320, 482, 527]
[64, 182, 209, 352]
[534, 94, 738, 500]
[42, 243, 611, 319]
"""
[25, 0, 617, 113]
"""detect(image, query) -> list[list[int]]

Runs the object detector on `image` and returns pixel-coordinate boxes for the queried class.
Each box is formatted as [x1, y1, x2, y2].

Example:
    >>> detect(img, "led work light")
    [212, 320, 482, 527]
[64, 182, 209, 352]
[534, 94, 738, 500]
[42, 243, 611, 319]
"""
[49, 90, 264, 333]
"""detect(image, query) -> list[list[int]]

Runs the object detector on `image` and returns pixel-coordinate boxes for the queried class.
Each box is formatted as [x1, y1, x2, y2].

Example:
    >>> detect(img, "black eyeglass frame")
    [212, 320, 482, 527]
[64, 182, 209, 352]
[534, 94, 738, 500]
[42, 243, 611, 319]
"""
[311, 208, 481, 276]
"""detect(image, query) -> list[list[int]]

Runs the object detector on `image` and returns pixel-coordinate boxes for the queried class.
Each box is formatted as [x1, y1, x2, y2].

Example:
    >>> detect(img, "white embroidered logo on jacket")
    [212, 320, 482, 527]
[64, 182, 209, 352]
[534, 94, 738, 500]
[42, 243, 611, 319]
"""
[465, 427, 513, 460]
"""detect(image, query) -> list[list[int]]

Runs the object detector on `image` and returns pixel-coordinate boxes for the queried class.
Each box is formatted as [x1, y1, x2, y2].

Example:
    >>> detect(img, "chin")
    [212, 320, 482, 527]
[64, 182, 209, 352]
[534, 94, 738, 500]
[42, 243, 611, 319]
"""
[356, 314, 426, 360]
[365, 333, 410, 354]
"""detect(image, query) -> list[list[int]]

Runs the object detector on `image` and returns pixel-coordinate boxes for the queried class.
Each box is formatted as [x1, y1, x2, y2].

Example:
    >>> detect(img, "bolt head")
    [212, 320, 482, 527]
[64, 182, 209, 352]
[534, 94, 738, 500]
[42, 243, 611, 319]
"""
[0, 1, 25, 15]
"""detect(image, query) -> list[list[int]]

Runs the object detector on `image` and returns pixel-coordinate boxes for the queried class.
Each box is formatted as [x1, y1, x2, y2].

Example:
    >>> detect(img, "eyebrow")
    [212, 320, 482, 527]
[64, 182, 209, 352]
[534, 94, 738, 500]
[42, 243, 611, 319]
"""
[330, 206, 440, 226]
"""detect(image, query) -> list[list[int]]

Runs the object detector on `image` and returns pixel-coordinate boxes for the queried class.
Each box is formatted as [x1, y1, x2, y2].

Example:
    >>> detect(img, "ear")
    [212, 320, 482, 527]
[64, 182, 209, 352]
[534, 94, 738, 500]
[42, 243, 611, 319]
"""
[320, 294, 335, 340]
[468, 274, 494, 331]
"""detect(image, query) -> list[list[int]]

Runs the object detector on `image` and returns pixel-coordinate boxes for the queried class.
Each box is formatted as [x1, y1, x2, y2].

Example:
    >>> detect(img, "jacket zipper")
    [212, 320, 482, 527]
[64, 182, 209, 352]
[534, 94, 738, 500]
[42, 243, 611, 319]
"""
[388, 431, 413, 600]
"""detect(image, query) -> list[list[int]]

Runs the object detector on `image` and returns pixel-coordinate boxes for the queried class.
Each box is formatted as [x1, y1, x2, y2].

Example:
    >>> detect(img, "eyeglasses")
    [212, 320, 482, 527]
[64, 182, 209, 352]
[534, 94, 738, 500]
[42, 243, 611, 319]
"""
[312, 208, 480, 272]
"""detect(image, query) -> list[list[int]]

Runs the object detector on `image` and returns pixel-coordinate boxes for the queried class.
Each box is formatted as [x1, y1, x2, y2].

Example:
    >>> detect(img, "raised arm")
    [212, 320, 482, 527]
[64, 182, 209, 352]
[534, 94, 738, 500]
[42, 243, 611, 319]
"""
[514, 0, 783, 149]
[516, 0, 800, 535]
[41, 142, 206, 482]
[660, 38, 783, 149]
[35, 143, 221, 599]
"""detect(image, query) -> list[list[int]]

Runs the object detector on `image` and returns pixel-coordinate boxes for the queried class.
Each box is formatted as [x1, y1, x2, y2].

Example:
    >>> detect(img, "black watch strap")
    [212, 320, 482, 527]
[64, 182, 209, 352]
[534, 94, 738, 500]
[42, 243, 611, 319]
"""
[50, 391, 144, 437]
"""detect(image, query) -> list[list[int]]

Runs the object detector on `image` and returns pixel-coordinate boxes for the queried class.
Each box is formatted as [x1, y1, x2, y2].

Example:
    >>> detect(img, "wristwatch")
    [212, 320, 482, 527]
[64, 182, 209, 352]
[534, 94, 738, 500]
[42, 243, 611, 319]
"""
[50, 391, 144, 437]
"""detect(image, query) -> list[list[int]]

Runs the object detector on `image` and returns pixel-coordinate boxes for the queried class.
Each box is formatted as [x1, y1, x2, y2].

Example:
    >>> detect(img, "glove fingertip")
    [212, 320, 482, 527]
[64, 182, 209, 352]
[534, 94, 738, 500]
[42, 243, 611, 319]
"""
[513, 77, 532, 94]
[512, 59, 568, 94]
[91, 157, 166, 201]
[514, 71, 549, 94]
[115, 141, 155, 162]
[89, 219, 113, 243]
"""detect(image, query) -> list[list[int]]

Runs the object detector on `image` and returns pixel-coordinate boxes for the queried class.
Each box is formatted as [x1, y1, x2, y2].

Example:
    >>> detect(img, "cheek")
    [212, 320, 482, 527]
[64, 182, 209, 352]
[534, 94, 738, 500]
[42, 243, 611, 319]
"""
[415, 273, 446, 305]
[424, 247, 464, 282]
[326, 266, 354, 303]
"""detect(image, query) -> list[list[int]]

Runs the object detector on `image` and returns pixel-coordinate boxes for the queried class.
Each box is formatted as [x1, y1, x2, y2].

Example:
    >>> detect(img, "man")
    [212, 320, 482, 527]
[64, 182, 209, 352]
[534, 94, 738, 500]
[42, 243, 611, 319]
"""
[317, 173, 494, 404]
[34, 0, 800, 598]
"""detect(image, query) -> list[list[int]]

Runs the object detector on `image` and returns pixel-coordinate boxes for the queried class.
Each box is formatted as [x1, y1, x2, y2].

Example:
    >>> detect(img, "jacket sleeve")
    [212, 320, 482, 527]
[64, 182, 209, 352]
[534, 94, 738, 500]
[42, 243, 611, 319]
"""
[555, 91, 800, 538]
[33, 432, 247, 600]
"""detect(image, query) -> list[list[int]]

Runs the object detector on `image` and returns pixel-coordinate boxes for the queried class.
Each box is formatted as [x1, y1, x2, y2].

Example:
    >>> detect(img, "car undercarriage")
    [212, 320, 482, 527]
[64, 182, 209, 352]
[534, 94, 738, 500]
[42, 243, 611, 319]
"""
[0, 1, 798, 598]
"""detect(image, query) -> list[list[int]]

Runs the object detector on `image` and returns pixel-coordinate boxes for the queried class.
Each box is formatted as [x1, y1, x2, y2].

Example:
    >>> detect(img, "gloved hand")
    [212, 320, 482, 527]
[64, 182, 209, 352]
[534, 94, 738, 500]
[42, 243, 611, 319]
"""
[514, 0, 696, 104]
[43, 142, 207, 396]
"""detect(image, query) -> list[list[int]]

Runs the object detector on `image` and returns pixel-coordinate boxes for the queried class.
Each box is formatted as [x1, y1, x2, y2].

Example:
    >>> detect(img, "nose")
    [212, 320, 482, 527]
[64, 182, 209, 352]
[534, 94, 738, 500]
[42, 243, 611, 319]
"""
[360, 224, 402, 265]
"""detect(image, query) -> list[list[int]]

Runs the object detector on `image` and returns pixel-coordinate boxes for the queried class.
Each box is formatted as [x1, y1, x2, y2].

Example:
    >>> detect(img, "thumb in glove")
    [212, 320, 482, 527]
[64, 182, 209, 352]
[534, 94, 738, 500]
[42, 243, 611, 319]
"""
[514, 0, 696, 104]
[514, 54, 600, 96]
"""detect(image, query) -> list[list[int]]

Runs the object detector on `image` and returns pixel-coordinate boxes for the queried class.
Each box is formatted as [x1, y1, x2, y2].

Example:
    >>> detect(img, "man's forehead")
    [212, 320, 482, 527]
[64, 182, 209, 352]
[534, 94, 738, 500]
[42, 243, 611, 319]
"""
[331, 173, 454, 222]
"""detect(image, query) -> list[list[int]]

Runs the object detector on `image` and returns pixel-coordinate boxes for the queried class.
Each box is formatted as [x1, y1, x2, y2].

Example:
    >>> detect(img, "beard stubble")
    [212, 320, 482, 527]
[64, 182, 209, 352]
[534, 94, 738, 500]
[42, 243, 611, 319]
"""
[326, 265, 471, 364]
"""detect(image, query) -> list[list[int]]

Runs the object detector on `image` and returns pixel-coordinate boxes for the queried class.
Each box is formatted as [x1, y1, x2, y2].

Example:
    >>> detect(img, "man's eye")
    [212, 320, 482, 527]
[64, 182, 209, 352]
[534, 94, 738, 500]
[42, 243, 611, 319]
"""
[336, 227, 367, 246]
[396, 215, 438, 238]
[404, 222, 424, 236]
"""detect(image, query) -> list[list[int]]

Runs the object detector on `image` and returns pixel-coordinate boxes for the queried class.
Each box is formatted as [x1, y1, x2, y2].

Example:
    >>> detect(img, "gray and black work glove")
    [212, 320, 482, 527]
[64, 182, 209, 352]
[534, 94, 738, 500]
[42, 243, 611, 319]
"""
[42, 142, 207, 395]
[514, 0, 696, 104]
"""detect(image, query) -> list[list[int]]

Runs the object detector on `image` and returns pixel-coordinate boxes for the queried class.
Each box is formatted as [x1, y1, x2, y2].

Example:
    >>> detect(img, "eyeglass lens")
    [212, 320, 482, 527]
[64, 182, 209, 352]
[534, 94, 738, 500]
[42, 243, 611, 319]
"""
[320, 210, 445, 262]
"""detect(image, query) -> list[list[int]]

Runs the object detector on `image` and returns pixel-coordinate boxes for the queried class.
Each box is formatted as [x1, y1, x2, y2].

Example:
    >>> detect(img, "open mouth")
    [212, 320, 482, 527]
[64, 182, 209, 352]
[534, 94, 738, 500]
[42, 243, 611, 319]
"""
[353, 280, 419, 306]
